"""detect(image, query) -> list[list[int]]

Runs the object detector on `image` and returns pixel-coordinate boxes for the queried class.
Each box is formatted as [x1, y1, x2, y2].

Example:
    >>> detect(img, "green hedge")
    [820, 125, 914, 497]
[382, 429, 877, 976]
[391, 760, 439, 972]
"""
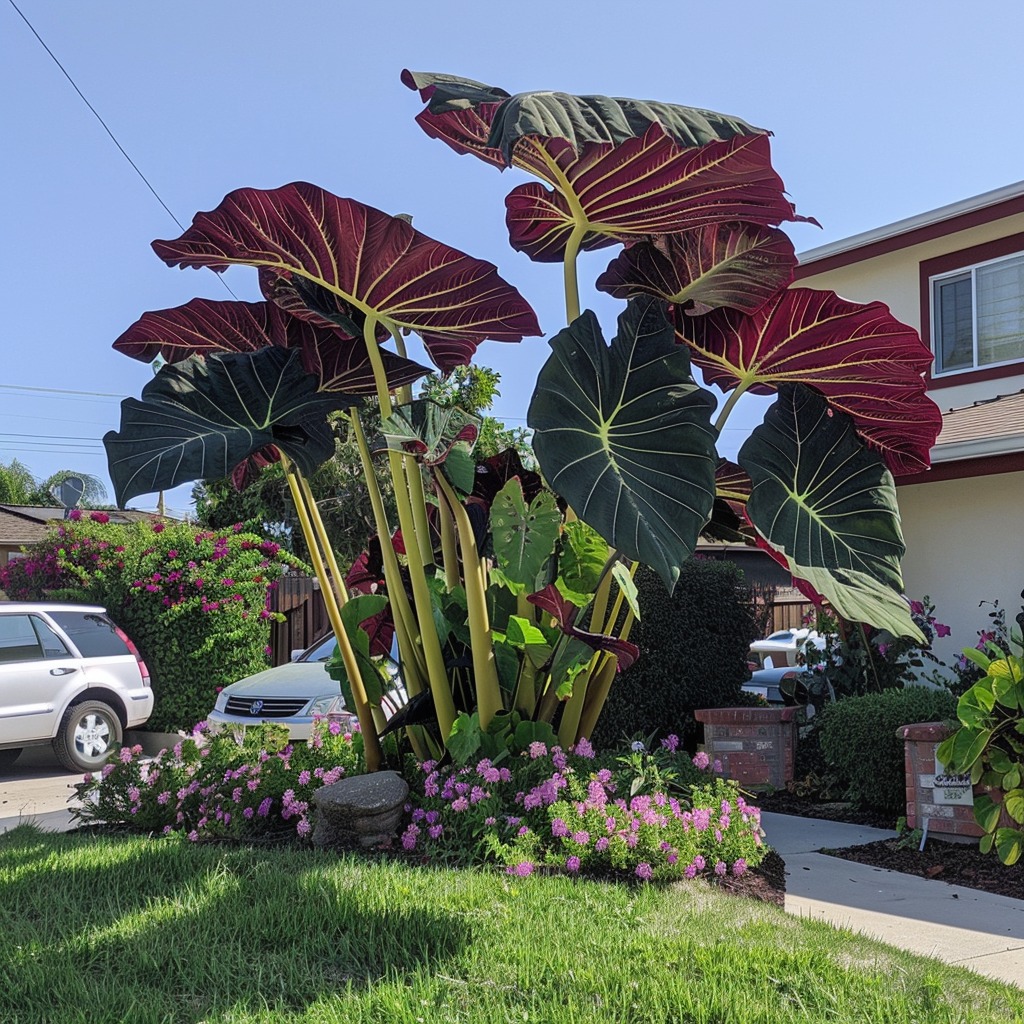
[592, 559, 760, 751]
[817, 686, 958, 814]
[0, 515, 301, 731]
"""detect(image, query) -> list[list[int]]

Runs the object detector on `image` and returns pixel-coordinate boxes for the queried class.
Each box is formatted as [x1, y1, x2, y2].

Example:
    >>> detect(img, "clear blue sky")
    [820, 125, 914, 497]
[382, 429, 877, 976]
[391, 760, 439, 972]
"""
[3, 0, 1022, 518]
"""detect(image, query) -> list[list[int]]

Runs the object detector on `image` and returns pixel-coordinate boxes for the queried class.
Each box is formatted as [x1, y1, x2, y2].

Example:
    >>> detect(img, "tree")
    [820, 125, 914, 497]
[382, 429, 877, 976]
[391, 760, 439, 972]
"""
[0, 459, 37, 504]
[0, 459, 108, 507]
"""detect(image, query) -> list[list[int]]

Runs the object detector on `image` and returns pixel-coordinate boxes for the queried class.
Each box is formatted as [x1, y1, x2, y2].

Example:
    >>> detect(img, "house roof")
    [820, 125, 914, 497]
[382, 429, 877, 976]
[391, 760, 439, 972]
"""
[796, 180, 1024, 274]
[0, 505, 164, 548]
[930, 390, 1024, 464]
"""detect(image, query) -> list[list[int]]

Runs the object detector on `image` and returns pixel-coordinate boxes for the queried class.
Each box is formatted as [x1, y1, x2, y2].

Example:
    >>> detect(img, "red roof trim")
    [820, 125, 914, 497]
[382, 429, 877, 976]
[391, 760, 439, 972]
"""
[793, 195, 1024, 279]
[895, 450, 1024, 486]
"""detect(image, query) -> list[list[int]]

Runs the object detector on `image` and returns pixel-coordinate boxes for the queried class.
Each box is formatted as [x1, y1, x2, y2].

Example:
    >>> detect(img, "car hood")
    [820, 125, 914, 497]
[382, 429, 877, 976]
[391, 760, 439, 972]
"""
[223, 662, 340, 699]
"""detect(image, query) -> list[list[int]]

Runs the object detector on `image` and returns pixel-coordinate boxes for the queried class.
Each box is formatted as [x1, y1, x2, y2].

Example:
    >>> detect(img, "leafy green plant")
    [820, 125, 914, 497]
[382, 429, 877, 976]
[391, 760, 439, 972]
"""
[0, 515, 300, 731]
[102, 72, 939, 769]
[817, 687, 958, 814]
[937, 602, 1024, 865]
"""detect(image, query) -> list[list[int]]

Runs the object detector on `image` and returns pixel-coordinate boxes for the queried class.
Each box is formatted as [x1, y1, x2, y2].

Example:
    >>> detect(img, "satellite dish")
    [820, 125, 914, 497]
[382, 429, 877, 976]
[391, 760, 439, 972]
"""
[56, 475, 86, 512]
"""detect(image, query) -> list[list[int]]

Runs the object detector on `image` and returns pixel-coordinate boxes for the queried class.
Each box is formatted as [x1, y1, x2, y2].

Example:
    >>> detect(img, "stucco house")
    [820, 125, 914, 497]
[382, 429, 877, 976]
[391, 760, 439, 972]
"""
[794, 182, 1024, 665]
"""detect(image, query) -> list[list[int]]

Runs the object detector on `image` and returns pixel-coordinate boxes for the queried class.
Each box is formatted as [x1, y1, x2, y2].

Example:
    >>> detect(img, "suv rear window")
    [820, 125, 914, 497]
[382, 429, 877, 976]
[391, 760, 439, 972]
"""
[47, 611, 132, 658]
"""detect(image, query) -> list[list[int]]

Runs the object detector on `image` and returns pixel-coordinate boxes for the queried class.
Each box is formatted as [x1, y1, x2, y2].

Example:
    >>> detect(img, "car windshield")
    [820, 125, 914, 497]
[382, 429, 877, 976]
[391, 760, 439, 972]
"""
[299, 636, 336, 663]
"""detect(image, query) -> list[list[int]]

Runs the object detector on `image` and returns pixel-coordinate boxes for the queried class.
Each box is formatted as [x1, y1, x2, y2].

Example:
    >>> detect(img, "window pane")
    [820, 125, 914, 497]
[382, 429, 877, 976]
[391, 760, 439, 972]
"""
[0, 615, 43, 663]
[934, 275, 973, 372]
[30, 616, 71, 659]
[47, 611, 130, 657]
[976, 254, 1024, 366]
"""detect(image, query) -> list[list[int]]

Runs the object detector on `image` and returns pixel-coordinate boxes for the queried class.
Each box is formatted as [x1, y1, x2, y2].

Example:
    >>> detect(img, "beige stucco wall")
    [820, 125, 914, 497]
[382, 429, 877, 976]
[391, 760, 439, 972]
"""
[797, 213, 1024, 411]
[896, 471, 1024, 669]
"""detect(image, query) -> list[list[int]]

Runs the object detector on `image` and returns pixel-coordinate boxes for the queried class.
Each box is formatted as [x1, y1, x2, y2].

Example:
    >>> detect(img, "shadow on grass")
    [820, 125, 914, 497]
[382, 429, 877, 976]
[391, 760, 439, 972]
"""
[0, 825, 474, 1021]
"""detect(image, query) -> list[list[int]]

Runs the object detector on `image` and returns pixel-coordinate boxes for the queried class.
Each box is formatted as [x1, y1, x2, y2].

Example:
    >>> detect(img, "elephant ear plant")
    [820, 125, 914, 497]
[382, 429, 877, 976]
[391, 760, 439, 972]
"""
[104, 71, 941, 771]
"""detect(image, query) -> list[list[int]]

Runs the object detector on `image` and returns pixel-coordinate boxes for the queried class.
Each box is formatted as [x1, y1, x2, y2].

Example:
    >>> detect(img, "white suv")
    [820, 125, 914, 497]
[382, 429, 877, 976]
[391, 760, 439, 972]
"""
[0, 603, 153, 772]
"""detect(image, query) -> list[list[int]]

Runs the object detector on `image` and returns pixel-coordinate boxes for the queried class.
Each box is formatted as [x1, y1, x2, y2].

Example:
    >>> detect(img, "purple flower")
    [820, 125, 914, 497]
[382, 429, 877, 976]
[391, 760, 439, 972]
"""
[551, 818, 569, 838]
[692, 751, 710, 771]
[528, 741, 548, 760]
[506, 862, 534, 877]
[660, 734, 680, 753]
[572, 830, 590, 846]
[572, 737, 595, 759]
[635, 862, 653, 880]
[714, 860, 727, 876]
[732, 859, 748, 876]
[566, 855, 581, 873]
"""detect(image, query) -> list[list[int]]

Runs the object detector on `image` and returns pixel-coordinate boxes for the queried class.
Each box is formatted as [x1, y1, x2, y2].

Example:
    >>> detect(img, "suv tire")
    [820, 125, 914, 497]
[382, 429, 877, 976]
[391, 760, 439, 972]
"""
[53, 700, 123, 773]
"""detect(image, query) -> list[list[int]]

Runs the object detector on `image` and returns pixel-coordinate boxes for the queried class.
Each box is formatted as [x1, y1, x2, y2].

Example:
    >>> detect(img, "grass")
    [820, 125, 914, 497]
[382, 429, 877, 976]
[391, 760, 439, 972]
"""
[1, 825, 1022, 1024]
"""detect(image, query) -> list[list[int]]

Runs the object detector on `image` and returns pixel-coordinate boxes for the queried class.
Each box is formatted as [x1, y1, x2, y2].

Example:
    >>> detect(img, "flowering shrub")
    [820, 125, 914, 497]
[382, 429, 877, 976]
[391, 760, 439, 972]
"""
[0, 517, 302, 730]
[71, 719, 361, 841]
[402, 736, 764, 883]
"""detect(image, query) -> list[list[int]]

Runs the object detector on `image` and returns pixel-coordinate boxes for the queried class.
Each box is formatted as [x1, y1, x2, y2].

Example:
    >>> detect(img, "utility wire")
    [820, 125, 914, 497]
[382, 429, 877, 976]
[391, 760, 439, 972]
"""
[7, 0, 239, 299]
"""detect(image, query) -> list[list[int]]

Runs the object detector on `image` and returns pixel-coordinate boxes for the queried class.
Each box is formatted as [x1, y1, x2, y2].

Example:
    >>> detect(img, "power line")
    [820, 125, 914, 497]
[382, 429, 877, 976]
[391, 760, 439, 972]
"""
[6, 0, 238, 300]
[0, 382, 124, 399]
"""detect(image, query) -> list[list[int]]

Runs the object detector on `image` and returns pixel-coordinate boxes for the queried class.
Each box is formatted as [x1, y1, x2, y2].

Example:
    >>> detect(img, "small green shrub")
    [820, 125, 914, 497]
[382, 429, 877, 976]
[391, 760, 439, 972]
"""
[0, 514, 302, 731]
[817, 687, 957, 814]
[593, 559, 760, 750]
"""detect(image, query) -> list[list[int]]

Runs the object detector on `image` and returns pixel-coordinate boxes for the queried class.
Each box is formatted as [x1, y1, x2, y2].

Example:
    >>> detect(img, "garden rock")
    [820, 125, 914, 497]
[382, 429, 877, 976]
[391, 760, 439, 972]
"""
[311, 770, 409, 849]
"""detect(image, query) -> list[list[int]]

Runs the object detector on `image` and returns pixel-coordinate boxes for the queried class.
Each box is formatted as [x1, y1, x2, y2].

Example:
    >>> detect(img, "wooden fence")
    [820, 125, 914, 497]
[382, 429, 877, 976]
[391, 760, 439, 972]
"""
[267, 574, 328, 665]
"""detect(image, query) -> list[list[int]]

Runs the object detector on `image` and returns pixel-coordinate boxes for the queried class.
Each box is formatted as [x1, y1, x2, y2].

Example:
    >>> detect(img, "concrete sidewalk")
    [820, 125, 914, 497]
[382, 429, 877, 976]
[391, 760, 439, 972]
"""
[0, 747, 82, 834]
[762, 811, 1024, 987]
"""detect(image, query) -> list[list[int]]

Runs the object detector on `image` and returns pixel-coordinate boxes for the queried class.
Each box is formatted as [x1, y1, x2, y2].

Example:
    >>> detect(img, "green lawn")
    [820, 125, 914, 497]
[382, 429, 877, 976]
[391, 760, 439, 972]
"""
[1, 825, 1020, 1024]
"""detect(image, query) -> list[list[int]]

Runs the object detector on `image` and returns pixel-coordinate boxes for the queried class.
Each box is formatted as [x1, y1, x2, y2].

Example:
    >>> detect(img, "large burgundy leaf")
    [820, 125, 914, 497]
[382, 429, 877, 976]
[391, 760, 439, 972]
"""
[231, 445, 280, 491]
[344, 548, 395, 658]
[113, 297, 428, 395]
[152, 182, 541, 373]
[527, 584, 639, 672]
[684, 288, 942, 474]
[504, 128, 807, 262]
[596, 225, 797, 315]
[403, 71, 765, 167]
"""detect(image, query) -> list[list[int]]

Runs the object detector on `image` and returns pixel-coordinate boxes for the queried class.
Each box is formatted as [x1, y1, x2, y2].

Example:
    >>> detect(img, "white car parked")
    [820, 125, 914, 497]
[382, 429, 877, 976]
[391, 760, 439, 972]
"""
[0, 603, 153, 772]
[209, 634, 404, 741]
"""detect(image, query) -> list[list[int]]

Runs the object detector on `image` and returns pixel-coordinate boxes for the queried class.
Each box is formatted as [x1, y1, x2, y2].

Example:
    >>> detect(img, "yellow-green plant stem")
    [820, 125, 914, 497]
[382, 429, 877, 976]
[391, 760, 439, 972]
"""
[435, 470, 503, 728]
[405, 459, 434, 570]
[437, 489, 459, 591]
[350, 411, 426, 693]
[281, 455, 382, 771]
[296, 471, 349, 609]
[360, 316, 456, 739]
[714, 378, 753, 434]
[557, 659, 595, 749]
[578, 609, 636, 742]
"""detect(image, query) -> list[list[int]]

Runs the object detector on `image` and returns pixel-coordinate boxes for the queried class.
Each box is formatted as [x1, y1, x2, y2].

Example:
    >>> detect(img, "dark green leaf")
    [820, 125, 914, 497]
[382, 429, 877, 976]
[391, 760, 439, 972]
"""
[739, 385, 919, 638]
[528, 297, 717, 592]
[104, 348, 351, 506]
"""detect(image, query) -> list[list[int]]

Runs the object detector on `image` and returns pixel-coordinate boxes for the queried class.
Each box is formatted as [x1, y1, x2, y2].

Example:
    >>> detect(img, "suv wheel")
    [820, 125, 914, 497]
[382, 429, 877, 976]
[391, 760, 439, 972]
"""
[53, 700, 123, 773]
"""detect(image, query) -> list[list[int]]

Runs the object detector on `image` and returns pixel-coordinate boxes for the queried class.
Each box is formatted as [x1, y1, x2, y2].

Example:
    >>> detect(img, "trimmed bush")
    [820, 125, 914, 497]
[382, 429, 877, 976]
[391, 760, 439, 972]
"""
[0, 514, 301, 731]
[817, 686, 958, 814]
[592, 559, 760, 751]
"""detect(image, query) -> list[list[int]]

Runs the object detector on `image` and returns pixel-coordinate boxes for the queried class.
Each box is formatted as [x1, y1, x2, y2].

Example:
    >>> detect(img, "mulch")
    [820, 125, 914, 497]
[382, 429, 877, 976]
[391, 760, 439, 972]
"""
[754, 791, 1024, 902]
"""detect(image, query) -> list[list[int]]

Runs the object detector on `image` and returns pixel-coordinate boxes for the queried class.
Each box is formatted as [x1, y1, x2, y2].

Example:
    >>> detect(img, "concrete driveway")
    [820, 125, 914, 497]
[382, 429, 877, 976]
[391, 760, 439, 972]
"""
[0, 746, 83, 833]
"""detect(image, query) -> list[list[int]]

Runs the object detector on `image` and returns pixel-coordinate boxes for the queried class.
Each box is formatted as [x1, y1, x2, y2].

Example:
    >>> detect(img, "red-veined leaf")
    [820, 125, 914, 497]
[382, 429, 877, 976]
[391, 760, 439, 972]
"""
[685, 288, 942, 474]
[596, 224, 797, 315]
[702, 459, 756, 544]
[113, 297, 429, 395]
[152, 182, 541, 373]
[505, 128, 807, 263]
[231, 445, 279, 491]
[527, 584, 639, 671]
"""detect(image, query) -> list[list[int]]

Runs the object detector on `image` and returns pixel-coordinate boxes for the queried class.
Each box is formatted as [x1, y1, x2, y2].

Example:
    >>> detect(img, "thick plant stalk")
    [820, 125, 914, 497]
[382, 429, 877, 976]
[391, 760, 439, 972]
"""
[361, 316, 457, 740]
[350, 411, 427, 694]
[281, 455, 382, 771]
[296, 470, 349, 609]
[437, 490, 459, 591]
[557, 659, 596, 749]
[435, 470, 503, 728]
[577, 609, 636, 742]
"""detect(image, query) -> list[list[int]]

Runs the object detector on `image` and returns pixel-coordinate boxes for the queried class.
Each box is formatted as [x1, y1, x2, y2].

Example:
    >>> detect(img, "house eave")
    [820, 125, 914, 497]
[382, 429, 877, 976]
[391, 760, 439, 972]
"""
[929, 434, 1024, 464]
[797, 180, 1024, 268]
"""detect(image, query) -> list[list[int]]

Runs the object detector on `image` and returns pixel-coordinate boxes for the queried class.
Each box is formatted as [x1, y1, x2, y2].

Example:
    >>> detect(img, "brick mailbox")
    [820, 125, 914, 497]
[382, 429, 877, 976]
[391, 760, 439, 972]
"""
[694, 706, 800, 788]
[899, 721, 1014, 838]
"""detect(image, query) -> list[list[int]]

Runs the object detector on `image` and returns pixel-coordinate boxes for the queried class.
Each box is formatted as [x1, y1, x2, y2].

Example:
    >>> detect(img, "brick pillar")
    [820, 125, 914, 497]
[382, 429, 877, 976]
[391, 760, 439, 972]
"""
[899, 721, 1013, 837]
[694, 707, 799, 788]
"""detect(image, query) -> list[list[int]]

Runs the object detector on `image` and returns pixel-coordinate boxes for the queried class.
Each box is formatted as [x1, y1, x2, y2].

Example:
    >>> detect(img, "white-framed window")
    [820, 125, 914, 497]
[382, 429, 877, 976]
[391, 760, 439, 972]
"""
[931, 249, 1024, 375]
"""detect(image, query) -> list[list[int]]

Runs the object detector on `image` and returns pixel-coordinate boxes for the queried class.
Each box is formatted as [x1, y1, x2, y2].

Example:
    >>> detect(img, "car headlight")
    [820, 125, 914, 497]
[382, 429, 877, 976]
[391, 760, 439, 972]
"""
[213, 692, 228, 712]
[308, 693, 345, 717]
